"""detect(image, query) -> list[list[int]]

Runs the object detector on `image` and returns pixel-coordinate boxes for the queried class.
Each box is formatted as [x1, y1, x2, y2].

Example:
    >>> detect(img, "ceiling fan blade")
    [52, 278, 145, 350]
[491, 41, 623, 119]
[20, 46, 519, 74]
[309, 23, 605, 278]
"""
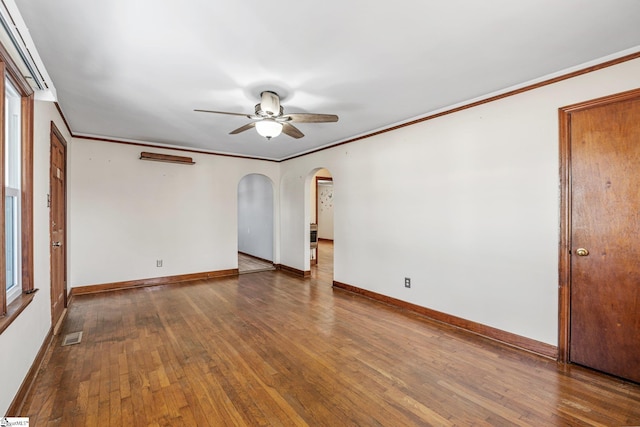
[195, 109, 253, 119]
[230, 122, 256, 135]
[282, 113, 339, 123]
[282, 123, 304, 139]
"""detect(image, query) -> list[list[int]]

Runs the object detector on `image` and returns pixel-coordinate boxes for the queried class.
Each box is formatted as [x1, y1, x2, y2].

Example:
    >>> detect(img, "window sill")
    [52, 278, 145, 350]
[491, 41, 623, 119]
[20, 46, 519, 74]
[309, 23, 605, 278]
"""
[0, 289, 38, 335]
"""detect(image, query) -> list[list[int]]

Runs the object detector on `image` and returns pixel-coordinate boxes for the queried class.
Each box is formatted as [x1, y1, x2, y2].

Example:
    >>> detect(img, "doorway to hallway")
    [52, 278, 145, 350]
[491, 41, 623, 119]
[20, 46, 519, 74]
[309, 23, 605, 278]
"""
[237, 173, 275, 274]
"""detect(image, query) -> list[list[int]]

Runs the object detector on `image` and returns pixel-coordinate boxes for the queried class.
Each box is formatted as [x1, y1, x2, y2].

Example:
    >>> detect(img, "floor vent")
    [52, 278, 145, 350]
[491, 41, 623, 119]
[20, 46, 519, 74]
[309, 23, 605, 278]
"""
[61, 331, 83, 346]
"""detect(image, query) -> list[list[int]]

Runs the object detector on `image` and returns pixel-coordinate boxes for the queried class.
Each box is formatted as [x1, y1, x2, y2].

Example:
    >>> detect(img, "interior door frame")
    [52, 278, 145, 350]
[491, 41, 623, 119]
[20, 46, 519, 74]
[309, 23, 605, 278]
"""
[49, 121, 68, 326]
[558, 87, 640, 363]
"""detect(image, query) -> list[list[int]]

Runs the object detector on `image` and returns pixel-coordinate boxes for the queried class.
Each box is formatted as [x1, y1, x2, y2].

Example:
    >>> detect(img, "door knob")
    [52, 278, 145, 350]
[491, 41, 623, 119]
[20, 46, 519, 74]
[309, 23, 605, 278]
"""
[575, 248, 589, 256]
[52, 241, 62, 247]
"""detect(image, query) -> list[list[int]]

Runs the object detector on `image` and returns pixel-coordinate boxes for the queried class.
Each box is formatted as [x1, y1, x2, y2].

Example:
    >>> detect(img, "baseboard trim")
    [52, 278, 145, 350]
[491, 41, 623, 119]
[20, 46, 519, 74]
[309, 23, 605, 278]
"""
[6, 326, 54, 416]
[275, 264, 311, 278]
[332, 281, 558, 359]
[53, 307, 68, 336]
[71, 269, 239, 296]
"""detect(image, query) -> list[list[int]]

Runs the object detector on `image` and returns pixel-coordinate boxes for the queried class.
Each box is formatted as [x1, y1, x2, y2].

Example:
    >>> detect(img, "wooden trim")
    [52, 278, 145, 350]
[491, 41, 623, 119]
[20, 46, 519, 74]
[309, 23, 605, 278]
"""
[318, 238, 333, 242]
[557, 87, 640, 364]
[53, 307, 67, 336]
[0, 51, 36, 315]
[21, 94, 34, 294]
[51, 121, 67, 147]
[558, 87, 640, 114]
[6, 326, 54, 416]
[238, 251, 274, 265]
[558, 106, 572, 363]
[48, 53, 640, 164]
[333, 281, 558, 359]
[276, 264, 311, 278]
[284, 51, 640, 162]
[54, 102, 73, 136]
[70, 269, 239, 296]
[53, 100, 279, 162]
[0, 289, 38, 335]
[0, 64, 5, 315]
[0, 40, 34, 97]
[49, 122, 68, 326]
[140, 151, 195, 165]
[77, 134, 279, 162]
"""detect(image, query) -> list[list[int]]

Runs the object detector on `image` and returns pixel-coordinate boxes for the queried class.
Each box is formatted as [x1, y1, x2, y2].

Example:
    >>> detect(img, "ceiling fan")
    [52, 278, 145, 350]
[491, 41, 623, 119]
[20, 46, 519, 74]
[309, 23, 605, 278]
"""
[195, 91, 339, 140]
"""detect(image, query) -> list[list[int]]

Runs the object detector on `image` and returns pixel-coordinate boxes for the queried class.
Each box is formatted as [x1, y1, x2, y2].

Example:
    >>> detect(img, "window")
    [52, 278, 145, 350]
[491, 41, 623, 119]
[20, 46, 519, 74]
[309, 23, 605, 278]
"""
[0, 53, 34, 325]
[5, 78, 21, 304]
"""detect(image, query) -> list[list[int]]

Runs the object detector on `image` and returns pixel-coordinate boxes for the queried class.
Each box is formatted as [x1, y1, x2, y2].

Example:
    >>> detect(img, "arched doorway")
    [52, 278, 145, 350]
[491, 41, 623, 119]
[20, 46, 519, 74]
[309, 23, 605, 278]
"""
[237, 174, 275, 273]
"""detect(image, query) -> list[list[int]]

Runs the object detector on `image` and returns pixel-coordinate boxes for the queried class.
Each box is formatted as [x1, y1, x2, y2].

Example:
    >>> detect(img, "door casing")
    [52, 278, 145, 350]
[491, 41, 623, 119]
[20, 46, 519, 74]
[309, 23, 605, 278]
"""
[558, 87, 640, 363]
[49, 122, 67, 330]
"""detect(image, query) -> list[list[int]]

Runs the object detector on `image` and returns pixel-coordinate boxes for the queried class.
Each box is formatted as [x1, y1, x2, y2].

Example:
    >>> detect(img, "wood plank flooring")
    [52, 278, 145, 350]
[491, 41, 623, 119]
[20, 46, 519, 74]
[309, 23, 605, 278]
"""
[20, 242, 640, 425]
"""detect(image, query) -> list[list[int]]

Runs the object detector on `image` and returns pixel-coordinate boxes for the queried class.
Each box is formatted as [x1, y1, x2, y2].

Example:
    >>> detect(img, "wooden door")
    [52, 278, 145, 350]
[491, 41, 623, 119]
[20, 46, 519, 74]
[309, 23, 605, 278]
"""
[50, 125, 67, 330]
[564, 90, 640, 383]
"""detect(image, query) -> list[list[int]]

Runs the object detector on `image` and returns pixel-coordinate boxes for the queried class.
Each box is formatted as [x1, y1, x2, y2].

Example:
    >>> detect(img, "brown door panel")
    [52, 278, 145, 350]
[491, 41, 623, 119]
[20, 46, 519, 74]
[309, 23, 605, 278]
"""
[568, 96, 640, 383]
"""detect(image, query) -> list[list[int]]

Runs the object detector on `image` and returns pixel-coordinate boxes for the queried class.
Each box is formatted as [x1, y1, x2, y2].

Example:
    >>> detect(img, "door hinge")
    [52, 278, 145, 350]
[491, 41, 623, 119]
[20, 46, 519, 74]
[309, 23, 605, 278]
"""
[47, 194, 51, 208]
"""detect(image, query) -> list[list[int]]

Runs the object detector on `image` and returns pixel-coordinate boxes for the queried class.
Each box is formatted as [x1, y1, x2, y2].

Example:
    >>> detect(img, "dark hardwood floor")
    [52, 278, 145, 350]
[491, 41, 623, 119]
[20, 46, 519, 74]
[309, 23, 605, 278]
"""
[20, 241, 640, 425]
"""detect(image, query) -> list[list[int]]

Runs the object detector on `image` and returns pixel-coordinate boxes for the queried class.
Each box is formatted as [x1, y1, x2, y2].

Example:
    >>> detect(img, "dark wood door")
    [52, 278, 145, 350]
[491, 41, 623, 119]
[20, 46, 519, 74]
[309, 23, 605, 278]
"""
[50, 127, 67, 330]
[569, 93, 640, 382]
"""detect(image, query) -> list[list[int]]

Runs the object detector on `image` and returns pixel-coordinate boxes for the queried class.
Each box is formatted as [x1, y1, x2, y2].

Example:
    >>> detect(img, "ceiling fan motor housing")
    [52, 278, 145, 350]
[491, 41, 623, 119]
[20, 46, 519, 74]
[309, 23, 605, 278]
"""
[260, 91, 280, 116]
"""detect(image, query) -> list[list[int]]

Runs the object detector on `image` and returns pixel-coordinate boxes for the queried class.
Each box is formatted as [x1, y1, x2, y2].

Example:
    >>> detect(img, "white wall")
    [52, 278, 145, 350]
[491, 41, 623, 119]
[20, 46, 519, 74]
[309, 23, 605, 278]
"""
[68, 141, 279, 287]
[238, 174, 274, 261]
[0, 101, 71, 414]
[279, 57, 640, 346]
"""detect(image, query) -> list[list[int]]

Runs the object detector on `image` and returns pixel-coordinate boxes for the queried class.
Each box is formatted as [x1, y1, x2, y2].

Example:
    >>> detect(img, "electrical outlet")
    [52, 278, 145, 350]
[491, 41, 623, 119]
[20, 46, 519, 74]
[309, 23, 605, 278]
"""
[157, 260, 163, 267]
[404, 277, 411, 288]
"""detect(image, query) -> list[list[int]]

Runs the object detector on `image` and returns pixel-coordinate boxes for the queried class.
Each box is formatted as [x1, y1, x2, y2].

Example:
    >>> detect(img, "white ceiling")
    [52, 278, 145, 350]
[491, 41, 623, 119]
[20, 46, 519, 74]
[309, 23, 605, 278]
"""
[13, 1, 640, 161]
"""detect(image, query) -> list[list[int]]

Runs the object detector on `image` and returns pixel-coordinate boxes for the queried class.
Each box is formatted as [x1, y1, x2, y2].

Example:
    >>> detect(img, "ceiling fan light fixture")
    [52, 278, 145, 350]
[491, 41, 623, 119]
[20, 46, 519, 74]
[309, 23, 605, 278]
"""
[255, 119, 282, 140]
[195, 90, 337, 140]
